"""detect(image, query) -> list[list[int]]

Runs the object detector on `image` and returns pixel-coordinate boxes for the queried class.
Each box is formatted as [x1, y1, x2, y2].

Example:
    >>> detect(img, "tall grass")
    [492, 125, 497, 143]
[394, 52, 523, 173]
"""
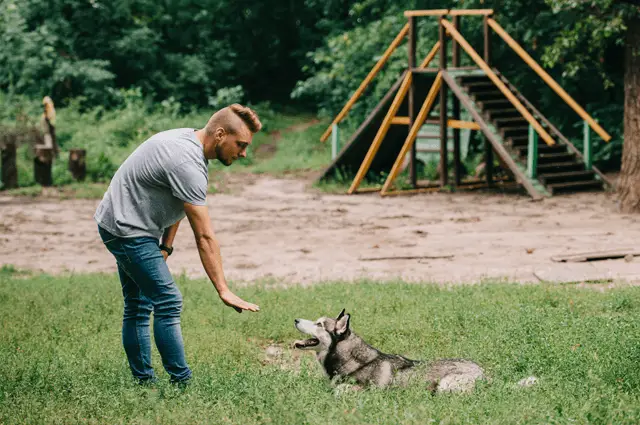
[0, 91, 331, 191]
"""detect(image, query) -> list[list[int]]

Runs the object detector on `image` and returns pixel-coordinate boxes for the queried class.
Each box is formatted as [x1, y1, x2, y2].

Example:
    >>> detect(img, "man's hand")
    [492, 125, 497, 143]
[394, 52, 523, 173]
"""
[161, 250, 169, 262]
[219, 290, 260, 313]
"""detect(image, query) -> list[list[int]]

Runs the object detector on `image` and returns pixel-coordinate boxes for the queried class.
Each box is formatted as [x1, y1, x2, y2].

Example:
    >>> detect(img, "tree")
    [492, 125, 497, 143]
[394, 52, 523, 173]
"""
[541, 0, 640, 212]
[617, 12, 640, 212]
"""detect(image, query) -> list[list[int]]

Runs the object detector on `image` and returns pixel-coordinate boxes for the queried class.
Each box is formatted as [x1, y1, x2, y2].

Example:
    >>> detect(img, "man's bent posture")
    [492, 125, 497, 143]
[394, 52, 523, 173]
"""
[94, 104, 261, 384]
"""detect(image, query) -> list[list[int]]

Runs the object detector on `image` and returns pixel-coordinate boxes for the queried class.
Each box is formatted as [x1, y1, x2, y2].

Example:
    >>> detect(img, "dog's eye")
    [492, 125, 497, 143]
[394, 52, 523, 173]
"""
[316, 322, 323, 328]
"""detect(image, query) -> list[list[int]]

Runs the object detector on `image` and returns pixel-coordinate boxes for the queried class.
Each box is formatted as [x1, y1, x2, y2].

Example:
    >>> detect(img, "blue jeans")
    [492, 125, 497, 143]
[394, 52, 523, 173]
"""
[98, 225, 191, 383]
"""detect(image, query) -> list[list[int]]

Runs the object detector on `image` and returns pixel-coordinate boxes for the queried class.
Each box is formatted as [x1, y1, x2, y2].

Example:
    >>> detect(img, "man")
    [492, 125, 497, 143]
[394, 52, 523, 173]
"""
[94, 104, 261, 385]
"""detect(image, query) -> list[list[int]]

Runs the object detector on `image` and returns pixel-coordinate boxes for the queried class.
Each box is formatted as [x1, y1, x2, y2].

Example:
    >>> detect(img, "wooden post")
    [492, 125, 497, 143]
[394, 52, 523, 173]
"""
[69, 149, 87, 181]
[34, 108, 56, 187]
[34, 148, 53, 187]
[528, 124, 538, 179]
[452, 16, 460, 67]
[481, 13, 493, 185]
[484, 14, 492, 65]
[1, 143, 18, 190]
[382, 73, 443, 195]
[483, 14, 494, 186]
[452, 15, 461, 187]
[408, 16, 417, 187]
[583, 120, 592, 169]
[485, 137, 494, 186]
[438, 17, 448, 187]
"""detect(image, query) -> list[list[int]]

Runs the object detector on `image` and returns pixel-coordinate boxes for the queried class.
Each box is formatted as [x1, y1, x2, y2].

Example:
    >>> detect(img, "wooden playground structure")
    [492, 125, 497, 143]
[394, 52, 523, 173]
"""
[317, 9, 613, 199]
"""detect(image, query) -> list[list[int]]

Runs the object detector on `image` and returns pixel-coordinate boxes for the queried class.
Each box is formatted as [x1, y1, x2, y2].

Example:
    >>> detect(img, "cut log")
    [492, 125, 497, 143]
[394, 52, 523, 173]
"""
[34, 147, 54, 187]
[1, 143, 18, 189]
[68, 149, 87, 181]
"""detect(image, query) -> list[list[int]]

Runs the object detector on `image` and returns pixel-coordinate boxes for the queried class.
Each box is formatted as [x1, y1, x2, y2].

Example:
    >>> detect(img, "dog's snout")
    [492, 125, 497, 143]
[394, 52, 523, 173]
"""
[294, 318, 300, 325]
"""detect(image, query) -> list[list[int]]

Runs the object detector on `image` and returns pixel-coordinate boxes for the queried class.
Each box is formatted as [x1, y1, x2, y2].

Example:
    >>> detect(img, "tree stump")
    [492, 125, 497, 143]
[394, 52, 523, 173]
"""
[34, 147, 54, 187]
[1, 143, 18, 190]
[68, 149, 87, 181]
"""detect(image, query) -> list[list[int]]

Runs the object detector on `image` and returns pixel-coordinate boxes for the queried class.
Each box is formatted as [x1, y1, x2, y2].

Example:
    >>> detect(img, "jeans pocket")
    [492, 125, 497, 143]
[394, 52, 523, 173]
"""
[102, 236, 119, 245]
[98, 226, 118, 245]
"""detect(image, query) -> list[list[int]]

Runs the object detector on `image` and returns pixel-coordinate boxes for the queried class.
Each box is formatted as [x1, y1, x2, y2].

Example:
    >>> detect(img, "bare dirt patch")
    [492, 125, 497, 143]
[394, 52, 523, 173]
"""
[1, 176, 639, 286]
[254, 118, 321, 160]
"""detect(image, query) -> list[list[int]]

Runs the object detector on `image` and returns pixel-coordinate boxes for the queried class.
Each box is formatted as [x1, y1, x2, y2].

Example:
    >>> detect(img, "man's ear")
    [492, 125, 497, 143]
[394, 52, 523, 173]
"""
[214, 127, 226, 142]
[335, 313, 350, 336]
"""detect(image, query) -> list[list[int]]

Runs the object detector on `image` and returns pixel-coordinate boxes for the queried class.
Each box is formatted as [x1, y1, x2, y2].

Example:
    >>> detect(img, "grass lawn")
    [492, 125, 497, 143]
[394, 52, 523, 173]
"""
[1, 270, 640, 424]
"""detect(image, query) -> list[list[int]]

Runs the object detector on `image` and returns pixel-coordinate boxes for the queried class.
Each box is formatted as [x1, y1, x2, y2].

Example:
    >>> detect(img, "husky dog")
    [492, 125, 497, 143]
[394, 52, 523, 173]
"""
[293, 309, 486, 393]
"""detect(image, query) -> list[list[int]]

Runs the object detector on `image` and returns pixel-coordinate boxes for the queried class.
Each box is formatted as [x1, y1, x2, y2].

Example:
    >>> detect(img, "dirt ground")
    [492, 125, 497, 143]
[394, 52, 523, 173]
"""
[1, 174, 640, 286]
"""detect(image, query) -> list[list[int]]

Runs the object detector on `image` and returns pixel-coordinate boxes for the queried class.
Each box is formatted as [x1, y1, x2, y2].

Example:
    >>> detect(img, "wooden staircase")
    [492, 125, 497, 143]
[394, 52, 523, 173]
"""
[457, 73, 607, 195]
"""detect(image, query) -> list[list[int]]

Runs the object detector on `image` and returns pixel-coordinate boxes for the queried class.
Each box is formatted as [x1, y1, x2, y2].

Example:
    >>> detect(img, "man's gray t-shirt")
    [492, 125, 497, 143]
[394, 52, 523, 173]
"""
[94, 128, 208, 239]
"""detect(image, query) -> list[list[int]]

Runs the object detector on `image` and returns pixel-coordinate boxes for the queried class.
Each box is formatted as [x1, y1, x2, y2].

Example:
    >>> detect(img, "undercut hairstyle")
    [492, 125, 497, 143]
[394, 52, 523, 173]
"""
[205, 104, 262, 136]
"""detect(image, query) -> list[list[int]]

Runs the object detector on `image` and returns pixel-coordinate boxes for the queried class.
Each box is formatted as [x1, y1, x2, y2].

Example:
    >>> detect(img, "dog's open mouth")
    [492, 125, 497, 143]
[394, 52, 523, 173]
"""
[293, 338, 319, 349]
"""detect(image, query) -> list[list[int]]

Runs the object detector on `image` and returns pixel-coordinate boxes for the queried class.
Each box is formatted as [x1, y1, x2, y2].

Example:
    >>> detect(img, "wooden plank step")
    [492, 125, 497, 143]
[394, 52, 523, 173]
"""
[494, 116, 528, 126]
[538, 152, 575, 163]
[515, 144, 567, 157]
[478, 99, 512, 109]
[507, 135, 529, 146]
[547, 180, 603, 195]
[539, 170, 595, 184]
[537, 161, 585, 173]
[501, 126, 529, 138]
[472, 91, 506, 102]
[485, 109, 520, 121]
[458, 75, 491, 84]
[462, 81, 495, 90]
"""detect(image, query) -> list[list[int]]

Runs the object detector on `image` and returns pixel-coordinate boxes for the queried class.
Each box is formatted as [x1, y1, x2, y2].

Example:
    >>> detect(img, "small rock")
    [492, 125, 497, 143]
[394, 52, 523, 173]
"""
[265, 345, 283, 359]
[625, 254, 634, 263]
[517, 376, 538, 388]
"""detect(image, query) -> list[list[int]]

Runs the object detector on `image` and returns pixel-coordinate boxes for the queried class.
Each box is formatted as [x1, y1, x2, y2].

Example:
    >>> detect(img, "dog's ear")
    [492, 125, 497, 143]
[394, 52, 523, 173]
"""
[335, 313, 350, 336]
[336, 308, 346, 320]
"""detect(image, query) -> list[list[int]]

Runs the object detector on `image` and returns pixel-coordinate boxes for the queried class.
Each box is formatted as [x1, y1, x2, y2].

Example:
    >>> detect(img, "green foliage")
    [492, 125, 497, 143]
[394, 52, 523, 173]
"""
[3, 274, 640, 423]
[0, 0, 337, 108]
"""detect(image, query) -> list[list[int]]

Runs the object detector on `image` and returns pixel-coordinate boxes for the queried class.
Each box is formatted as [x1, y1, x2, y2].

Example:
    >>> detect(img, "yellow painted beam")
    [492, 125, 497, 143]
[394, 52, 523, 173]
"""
[347, 72, 413, 194]
[404, 9, 450, 17]
[448, 119, 480, 130]
[381, 73, 443, 195]
[419, 42, 441, 68]
[440, 19, 555, 146]
[391, 117, 411, 125]
[487, 18, 611, 142]
[449, 9, 494, 16]
[320, 24, 409, 142]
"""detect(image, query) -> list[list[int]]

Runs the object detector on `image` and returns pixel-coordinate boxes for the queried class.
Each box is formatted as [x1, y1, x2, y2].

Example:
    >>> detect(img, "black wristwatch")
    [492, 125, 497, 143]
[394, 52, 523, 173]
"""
[159, 244, 174, 256]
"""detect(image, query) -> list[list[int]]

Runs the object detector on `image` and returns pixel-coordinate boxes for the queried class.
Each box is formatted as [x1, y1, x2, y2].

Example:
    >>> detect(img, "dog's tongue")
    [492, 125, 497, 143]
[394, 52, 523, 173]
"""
[294, 338, 319, 349]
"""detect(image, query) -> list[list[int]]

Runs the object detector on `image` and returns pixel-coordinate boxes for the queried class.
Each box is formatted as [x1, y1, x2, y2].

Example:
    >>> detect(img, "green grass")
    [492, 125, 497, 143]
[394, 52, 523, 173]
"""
[2, 273, 640, 424]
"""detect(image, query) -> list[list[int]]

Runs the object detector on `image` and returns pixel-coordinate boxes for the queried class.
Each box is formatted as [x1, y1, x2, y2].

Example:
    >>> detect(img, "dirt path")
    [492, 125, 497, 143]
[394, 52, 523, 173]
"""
[1, 176, 639, 286]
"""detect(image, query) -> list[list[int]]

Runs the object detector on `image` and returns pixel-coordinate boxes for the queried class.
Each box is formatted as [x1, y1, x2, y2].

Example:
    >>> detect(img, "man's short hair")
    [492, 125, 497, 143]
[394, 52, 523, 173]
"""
[205, 104, 262, 136]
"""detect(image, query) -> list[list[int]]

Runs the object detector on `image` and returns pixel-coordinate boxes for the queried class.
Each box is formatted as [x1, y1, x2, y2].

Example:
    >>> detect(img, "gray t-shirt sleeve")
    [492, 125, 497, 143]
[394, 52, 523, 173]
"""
[167, 161, 208, 206]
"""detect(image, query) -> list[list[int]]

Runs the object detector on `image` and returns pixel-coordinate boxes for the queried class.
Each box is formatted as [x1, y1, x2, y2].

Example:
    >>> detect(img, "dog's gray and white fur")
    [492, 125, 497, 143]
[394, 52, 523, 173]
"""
[294, 309, 485, 393]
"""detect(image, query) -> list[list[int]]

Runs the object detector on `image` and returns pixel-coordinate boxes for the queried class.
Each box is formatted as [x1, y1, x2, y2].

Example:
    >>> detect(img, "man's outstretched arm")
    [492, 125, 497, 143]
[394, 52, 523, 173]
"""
[183, 202, 260, 313]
